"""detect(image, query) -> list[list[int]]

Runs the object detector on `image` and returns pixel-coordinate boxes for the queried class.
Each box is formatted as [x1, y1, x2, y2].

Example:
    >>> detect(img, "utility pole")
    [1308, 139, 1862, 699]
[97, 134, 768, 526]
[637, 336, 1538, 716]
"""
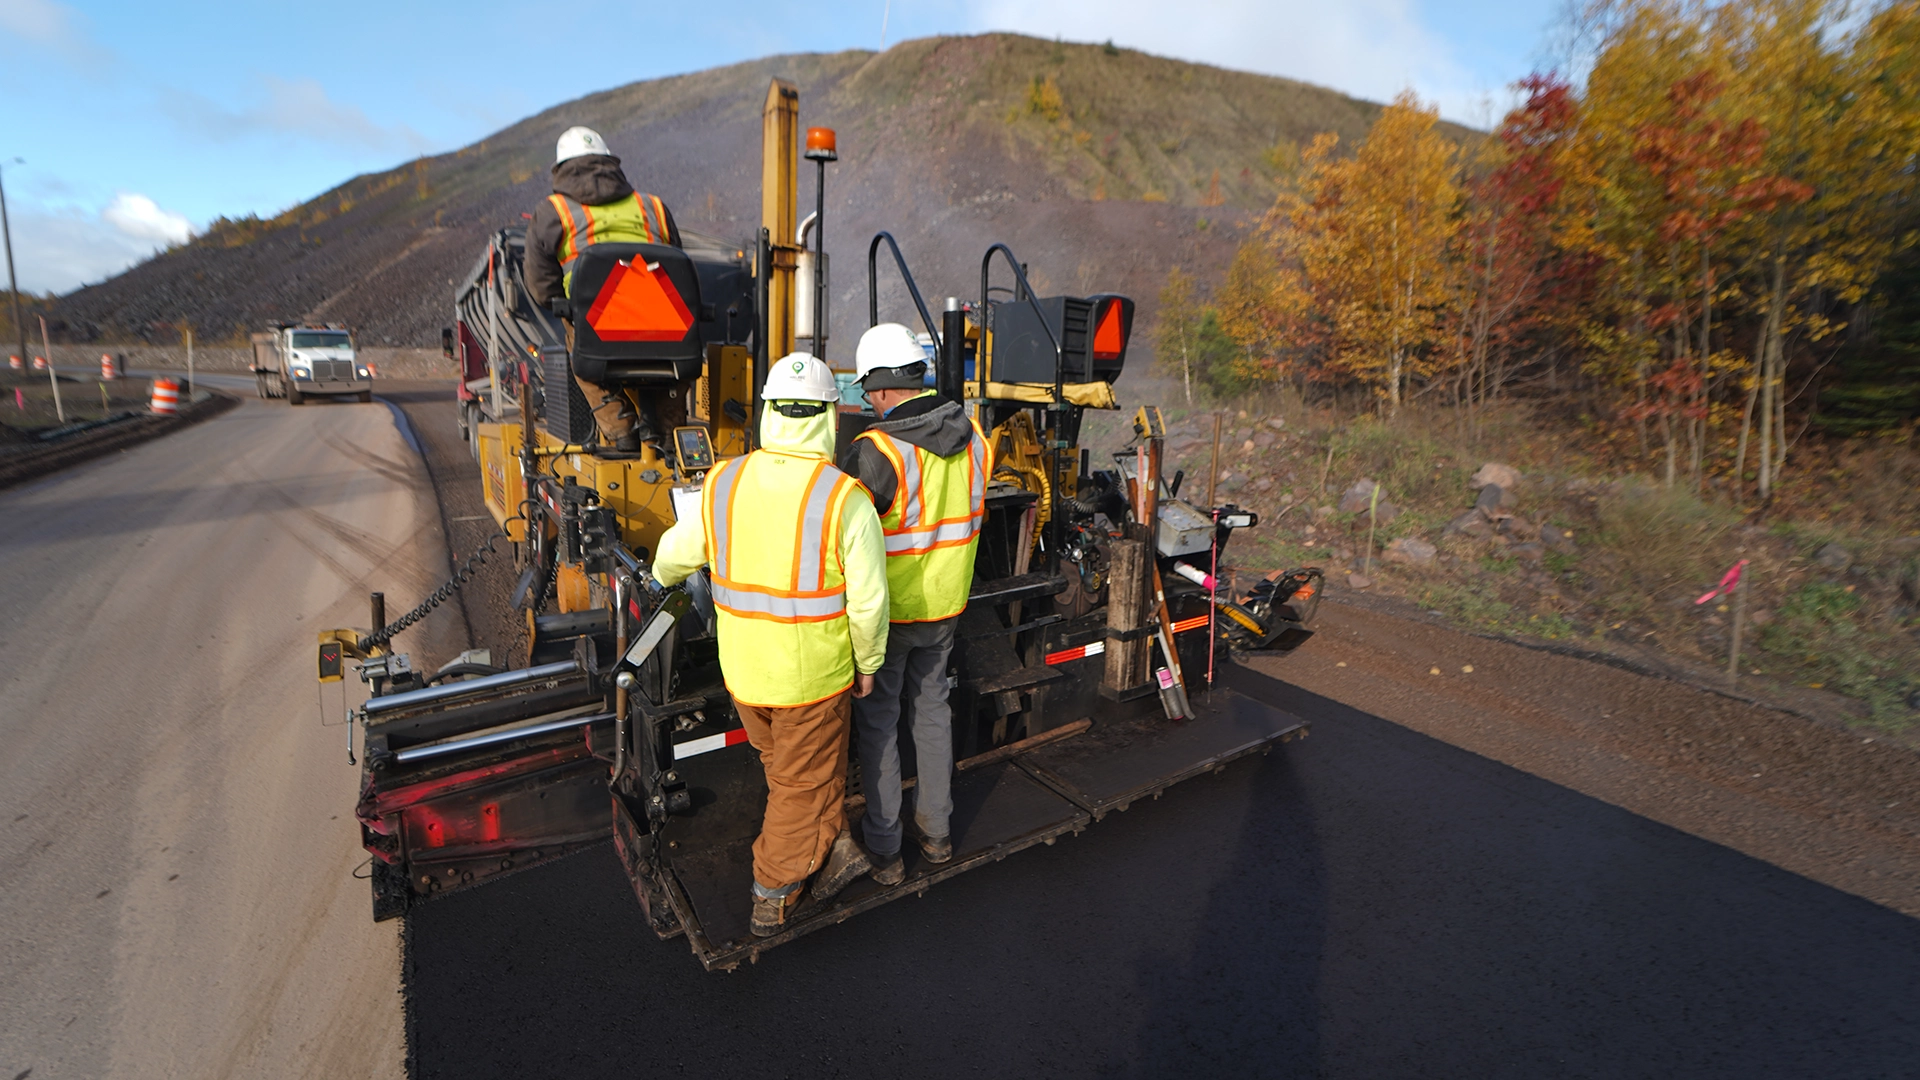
[1, 158, 25, 376]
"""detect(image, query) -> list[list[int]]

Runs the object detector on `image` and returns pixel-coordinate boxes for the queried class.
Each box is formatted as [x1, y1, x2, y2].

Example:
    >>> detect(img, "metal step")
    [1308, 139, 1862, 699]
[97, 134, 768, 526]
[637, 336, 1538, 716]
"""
[630, 659, 1306, 970]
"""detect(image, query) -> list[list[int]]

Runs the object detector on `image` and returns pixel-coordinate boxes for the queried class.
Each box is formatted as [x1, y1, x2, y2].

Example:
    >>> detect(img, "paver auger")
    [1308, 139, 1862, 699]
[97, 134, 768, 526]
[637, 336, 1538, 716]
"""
[319, 81, 1321, 969]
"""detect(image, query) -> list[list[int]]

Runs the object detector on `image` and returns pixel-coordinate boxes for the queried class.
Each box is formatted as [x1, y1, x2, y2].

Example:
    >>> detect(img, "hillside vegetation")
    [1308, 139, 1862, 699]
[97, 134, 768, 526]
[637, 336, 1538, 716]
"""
[41, 33, 1423, 349]
[1155, 0, 1920, 730]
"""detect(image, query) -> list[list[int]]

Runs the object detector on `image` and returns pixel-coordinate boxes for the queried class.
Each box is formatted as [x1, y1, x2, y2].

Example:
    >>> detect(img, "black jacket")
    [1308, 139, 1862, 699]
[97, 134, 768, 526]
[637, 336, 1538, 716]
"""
[839, 393, 976, 517]
[524, 154, 681, 308]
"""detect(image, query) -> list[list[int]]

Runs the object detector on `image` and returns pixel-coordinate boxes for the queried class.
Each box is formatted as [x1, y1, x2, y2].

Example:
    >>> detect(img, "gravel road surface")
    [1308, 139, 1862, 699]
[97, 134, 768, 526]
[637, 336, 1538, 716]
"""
[0, 387, 461, 1078]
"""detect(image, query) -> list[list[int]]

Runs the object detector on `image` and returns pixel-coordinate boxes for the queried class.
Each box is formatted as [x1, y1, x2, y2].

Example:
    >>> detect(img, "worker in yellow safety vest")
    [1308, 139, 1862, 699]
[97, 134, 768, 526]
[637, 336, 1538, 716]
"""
[524, 125, 681, 451]
[837, 323, 991, 886]
[652, 352, 890, 936]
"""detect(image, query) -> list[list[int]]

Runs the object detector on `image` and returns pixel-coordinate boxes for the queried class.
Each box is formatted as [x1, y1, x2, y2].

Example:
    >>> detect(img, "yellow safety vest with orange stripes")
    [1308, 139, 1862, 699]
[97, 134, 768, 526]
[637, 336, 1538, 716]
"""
[855, 416, 991, 623]
[701, 450, 865, 706]
[548, 191, 671, 297]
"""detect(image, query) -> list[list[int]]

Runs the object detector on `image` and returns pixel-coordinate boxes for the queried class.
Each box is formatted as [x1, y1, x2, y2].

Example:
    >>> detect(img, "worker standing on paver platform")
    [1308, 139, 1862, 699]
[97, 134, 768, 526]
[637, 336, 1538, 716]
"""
[524, 125, 681, 451]
[652, 352, 888, 936]
[839, 323, 991, 886]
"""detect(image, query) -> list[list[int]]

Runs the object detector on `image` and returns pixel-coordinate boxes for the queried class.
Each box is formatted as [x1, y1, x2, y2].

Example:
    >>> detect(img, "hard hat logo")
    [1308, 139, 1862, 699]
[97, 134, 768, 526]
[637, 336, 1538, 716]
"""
[763, 352, 839, 402]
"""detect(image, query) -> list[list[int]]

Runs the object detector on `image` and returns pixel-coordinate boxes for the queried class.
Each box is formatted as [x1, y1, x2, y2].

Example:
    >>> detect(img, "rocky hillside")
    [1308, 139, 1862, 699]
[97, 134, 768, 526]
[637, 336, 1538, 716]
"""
[51, 34, 1445, 352]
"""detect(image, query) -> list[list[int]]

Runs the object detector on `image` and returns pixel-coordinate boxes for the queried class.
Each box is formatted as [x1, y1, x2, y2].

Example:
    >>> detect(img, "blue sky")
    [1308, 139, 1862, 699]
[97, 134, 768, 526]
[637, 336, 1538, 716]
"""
[0, 0, 1562, 294]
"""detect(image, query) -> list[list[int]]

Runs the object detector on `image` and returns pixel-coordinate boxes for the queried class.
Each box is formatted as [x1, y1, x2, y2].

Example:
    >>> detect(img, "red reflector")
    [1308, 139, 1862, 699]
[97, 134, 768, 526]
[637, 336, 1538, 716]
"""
[1093, 300, 1125, 361]
[585, 260, 695, 342]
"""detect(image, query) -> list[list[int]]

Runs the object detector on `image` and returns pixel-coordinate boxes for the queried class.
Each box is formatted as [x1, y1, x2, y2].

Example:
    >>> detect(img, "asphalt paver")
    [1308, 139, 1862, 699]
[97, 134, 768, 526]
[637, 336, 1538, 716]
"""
[376, 379, 1920, 1077]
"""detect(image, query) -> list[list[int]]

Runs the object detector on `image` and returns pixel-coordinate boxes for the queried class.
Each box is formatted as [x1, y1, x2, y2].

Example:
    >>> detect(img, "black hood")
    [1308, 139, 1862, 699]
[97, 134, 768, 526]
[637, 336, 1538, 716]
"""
[551, 154, 634, 207]
[871, 394, 974, 457]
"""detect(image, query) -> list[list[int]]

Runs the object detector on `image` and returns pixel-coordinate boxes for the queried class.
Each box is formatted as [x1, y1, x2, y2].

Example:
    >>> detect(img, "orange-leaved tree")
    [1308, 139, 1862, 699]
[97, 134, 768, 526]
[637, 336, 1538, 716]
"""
[1256, 92, 1464, 416]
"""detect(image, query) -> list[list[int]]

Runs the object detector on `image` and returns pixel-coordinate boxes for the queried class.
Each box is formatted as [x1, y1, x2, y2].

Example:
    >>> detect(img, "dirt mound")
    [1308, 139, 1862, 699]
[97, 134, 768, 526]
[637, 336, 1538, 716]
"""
[48, 34, 1437, 352]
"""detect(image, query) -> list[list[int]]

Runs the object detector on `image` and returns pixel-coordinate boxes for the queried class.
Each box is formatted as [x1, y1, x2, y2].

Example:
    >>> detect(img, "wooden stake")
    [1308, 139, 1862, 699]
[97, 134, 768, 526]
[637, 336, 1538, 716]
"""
[1365, 483, 1380, 574]
[39, 315, 62, 424]
[1103, 527, 1151, 691]
[1728, 565, 1748, 685]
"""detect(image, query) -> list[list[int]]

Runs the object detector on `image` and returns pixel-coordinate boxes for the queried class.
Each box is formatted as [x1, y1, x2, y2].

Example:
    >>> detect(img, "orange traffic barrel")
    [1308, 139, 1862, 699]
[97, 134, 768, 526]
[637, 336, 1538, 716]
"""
[150, 378, 181, 415]
[7, 354, 20, 370]
[100, 353, 119, 380]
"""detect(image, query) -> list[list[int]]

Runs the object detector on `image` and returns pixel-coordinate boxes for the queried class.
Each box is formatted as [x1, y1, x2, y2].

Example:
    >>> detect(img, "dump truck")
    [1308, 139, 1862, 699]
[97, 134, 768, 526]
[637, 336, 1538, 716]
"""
[320, 80, 1321, 970]
[251, 323, 372, 404]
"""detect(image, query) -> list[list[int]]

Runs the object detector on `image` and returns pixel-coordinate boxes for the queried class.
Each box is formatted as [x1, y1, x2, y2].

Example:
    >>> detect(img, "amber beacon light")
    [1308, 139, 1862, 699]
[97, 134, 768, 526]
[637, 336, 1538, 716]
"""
[804, 126, 838, 162]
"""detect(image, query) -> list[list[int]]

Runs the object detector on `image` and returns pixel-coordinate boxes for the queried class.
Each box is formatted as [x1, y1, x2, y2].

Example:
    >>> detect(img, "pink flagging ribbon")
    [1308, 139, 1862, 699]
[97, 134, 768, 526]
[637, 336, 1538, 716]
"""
[1695, 559, 1749, 605]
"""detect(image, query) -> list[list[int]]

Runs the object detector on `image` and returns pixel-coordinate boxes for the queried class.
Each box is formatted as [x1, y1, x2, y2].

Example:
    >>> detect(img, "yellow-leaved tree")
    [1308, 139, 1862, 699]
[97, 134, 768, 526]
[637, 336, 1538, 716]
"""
[1259, 92, 1464, 416]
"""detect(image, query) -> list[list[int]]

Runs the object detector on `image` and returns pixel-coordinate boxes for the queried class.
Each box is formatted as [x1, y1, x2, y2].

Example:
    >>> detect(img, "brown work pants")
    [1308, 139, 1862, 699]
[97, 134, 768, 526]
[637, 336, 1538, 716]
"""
[735, 689, 853, 892]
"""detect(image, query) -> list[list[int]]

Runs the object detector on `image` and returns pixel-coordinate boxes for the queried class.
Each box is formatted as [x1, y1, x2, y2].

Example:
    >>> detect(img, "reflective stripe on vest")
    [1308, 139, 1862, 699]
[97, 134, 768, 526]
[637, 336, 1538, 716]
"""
[859, 419, 989, 556]
[550, 192, 670, 296]
[704, 455, 849, 623]
[856, 416, 991, 622]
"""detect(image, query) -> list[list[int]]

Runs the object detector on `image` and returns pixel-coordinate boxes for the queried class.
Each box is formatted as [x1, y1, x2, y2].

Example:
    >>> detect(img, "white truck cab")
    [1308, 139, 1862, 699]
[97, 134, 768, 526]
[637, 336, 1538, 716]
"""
[251, 324, 373, 404]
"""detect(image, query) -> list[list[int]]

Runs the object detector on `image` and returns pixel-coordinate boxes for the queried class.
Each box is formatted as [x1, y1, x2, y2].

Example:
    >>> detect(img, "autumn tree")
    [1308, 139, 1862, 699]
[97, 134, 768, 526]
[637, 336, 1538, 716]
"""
[1152, 267, 1202, 404]
[1256, 92, 1464, 416]
[1450, 73, 1598, 434]
[1722, 0, 1918, 500]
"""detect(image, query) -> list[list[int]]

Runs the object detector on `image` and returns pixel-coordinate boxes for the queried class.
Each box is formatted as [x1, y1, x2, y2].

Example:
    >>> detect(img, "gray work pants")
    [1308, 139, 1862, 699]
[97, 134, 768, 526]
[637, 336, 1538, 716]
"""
[852, 617, 957, 859]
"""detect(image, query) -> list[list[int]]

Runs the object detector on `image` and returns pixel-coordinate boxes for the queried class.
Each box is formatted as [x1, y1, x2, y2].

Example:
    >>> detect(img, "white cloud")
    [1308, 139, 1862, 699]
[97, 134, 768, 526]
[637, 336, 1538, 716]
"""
[0, 0, 111, 65]
[8, 193, 193, 293]
[101, 192, 191, 245]
[161, 75, 432, 155]
[973, 0, 1494, 123]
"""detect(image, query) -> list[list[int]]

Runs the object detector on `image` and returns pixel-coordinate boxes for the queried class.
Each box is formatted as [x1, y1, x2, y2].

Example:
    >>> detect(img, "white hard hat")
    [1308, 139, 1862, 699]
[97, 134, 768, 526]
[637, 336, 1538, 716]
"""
[855, 322, 930, 387]
[555, 126, 611, 164]
[762, 352, 839, 403]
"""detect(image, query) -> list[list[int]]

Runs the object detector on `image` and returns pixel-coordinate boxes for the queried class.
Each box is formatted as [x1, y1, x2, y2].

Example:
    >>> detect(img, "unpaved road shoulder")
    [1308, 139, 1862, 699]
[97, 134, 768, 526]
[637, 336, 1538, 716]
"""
[1254, 601, 1920, 918]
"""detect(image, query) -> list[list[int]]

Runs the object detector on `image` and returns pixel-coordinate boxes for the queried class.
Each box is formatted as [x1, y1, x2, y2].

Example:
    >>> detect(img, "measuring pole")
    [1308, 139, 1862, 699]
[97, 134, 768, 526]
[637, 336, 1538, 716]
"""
[39, 315, 62, 423]
[185, 326, 195, 397]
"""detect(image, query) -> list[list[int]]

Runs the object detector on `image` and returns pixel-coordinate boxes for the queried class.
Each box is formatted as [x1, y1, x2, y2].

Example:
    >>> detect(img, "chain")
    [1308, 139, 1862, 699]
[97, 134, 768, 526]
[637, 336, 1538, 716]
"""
[361, 522, 517, 653]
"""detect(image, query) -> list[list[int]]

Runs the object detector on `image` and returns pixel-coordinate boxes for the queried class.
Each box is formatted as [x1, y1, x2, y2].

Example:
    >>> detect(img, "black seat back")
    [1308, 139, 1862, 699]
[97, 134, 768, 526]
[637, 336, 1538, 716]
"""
[568, 243, 706, 384]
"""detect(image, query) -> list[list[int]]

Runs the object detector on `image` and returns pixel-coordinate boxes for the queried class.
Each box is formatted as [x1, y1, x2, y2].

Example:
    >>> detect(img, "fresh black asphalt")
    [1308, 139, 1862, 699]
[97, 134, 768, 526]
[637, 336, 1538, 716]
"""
[403, 668, 1920, 1078]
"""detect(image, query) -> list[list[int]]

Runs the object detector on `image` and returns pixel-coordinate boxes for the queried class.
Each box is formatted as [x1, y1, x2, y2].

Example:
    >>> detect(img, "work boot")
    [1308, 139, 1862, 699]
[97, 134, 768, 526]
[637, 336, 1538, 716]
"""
[917, 833, 953, 865]
[811, 829, 873, 903]
[750, 883, 804, 938]
[871, 851, 905, 887]
[611, 431, 641, 453]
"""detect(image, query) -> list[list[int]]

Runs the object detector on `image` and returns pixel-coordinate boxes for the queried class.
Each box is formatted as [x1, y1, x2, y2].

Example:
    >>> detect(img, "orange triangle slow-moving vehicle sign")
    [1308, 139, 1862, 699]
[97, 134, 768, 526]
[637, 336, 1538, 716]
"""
[1093, 299, 1126, 360]
[584, 259, 695, 342]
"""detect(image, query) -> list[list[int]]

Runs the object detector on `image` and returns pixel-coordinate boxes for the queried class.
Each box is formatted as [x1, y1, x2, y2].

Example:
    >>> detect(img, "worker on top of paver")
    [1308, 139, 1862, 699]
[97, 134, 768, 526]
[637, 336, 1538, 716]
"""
[523, 125, 681, 452]
[652, 352, 889, 936]
[838, 323, 992, 885]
